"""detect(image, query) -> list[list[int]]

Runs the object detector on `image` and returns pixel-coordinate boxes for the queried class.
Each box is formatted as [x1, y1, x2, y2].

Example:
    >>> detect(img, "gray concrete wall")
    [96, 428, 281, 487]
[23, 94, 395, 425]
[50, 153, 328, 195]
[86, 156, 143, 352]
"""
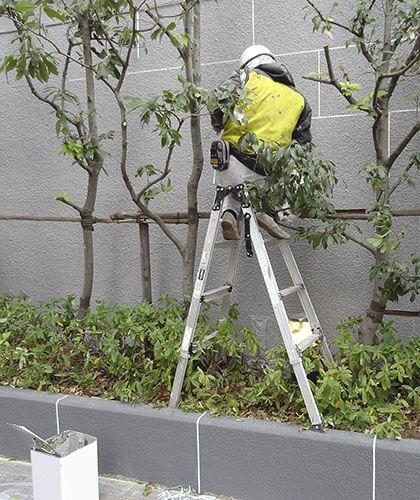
[1, 386, 419, 500]
[0, 0, 419, 345]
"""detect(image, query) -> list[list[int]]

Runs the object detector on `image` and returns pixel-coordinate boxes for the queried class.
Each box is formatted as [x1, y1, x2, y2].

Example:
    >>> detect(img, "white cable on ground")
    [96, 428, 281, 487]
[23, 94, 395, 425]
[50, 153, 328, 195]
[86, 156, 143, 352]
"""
[157, 412, 212, 500]
[55, 395, 69, 434]
[156, 486, 215, 500]
[196, 411, 207, 494]
[372, 434, 377, 500]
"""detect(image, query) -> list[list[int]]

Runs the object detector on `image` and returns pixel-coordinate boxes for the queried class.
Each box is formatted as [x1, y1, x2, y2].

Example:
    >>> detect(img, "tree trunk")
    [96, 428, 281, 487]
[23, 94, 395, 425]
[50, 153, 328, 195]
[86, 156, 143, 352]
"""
[77, 12, 102, 318]
[77, 170, 100, 319]
[139, 222, 152, 302]
[358, 0, 394, 344]
[78, 215, 95, 319]
[358, 250, 387, 344]
[182, 1, 204, 305]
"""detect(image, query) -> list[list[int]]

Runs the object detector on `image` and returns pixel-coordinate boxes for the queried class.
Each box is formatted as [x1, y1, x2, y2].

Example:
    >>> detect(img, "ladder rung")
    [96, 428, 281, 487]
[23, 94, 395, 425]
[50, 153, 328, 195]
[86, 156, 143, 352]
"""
[296, 333, 321, 353]
[201, 284, 232, 302]
[215, 240, 239, 249]
[192, 330, 218, 352]
[279, 284, 304, 299]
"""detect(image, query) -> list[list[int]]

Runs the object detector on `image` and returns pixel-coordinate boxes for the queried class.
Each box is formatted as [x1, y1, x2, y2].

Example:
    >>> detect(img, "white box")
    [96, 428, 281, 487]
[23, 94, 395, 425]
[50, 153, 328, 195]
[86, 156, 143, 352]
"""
[31, 433, 99, 500]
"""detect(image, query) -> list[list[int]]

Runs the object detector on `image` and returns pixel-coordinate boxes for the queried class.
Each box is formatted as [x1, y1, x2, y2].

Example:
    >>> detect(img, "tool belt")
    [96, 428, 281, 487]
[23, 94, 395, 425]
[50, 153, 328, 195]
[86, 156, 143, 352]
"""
[211, 140, 266, 176]
[229, 146, 266, 176]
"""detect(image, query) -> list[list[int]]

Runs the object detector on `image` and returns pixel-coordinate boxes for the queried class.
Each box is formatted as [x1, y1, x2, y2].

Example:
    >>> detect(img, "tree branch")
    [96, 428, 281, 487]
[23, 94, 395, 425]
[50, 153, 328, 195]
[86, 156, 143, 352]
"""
[348, 234, 377, 256]
[61, 39, 73, 112]
[115, 3, 141, 93]
[388, 160, 415, 198]
[303, 45, 373, 114]
[9, 14, 92, 71]
[144, 5, 184, 59]
[24, 72, 86, 138]
[92, 10, 126, 67]
[55, 196, 82, 213]
[137, 121, 184, 201]
[305, 0, 355, 34]
[386, 120, 420, 170]
[387, 35, 420, 101]
[115, 87, 185, 256]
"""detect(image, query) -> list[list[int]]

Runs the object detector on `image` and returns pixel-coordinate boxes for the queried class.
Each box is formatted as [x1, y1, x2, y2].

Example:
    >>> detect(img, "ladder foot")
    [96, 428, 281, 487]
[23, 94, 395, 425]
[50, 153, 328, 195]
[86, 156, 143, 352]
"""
[310, 422, 327, 433]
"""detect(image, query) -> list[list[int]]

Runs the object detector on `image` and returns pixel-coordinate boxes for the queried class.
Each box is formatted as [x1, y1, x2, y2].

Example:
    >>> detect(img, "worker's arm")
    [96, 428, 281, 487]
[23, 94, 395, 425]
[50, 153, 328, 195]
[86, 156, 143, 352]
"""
[211, 108, 224, 133]
[210, 69, 244, 133]
[292, 99, 312, 145]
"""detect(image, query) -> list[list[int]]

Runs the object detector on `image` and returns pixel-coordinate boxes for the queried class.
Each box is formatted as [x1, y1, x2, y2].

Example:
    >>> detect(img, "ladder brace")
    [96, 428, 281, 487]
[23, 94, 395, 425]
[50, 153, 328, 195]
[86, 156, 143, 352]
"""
[201, 284, 233, 302]
[279, 284, 304, 299]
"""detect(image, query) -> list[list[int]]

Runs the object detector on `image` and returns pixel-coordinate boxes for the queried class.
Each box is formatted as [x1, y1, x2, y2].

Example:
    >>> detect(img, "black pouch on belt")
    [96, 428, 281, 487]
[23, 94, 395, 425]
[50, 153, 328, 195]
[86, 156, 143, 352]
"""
[210, 140, 230, 170]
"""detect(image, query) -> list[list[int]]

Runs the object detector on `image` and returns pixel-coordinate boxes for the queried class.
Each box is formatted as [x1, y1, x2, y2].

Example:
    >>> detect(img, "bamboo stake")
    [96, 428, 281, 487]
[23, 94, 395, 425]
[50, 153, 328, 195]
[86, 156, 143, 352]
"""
[1, 209, 419, 224]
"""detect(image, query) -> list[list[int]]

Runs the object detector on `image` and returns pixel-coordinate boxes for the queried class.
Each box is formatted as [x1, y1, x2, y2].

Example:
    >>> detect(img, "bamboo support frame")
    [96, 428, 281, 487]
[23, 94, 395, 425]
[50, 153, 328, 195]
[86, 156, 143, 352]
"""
[1, 209, 419, 224]
[1, 209, 419, 318]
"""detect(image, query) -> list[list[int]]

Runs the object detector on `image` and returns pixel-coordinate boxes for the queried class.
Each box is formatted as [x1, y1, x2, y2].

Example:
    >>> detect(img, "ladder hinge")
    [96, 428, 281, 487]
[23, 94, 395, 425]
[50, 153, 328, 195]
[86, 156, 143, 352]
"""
[232, 184, 250, 208]
[244, 213, 253, 258]
[212, 185, 232, 210]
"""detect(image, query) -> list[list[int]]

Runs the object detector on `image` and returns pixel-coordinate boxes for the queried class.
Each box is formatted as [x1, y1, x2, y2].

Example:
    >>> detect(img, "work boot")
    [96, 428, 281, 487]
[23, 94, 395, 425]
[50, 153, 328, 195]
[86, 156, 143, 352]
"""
[276, 207, 300, 224]
[256, 212, 290, 239]
[221, 211, 240, 240]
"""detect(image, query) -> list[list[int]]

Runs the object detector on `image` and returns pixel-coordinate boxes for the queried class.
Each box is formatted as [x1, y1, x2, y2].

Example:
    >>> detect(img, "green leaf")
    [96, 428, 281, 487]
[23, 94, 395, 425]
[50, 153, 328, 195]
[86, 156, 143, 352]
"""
[366, 237, 382, 248]
[13, 0, 36, 18]
[43, 6, 66, 22]
[143, 483, 154, 496]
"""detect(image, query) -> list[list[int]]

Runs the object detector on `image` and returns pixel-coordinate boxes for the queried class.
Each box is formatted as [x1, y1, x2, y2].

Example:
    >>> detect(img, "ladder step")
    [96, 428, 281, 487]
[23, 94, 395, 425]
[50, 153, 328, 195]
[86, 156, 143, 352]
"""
[201, 284, 232, 302]
[192, 330, 218, 353]
[215, 240, 239, 249]
[296, 333, 321, 353]
[279, 284, 304, 299]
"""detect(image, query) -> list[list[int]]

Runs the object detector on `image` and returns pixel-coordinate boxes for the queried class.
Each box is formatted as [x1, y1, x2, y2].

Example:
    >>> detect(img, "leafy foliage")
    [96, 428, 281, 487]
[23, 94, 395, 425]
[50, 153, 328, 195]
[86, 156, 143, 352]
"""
[244, 139, 338, 222]
[1, 293, 419, 438]
[301, 1, 420, 338]
[123, 77, 252, 202]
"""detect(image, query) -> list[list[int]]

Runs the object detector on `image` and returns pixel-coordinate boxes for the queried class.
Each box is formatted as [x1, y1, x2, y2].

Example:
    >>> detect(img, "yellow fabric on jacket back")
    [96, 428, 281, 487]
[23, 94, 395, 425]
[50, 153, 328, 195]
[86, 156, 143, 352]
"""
[222, 71, 304, 152]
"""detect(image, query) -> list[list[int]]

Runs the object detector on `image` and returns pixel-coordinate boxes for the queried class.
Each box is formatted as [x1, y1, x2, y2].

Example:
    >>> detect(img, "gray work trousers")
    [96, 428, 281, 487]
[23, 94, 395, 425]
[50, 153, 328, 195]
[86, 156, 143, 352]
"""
[217, 155, 265, 216]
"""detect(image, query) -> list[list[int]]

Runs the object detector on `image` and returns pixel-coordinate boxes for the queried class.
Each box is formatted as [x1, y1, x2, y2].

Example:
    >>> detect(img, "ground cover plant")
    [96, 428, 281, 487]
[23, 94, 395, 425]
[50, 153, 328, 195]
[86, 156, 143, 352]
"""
[1, 293, 419, 439]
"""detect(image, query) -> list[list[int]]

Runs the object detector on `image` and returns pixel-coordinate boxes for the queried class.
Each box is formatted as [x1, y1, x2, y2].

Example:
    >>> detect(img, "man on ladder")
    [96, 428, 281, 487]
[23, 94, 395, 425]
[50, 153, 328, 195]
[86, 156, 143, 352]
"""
[210, 44, 312, 240]
[169, 45, 333, 432]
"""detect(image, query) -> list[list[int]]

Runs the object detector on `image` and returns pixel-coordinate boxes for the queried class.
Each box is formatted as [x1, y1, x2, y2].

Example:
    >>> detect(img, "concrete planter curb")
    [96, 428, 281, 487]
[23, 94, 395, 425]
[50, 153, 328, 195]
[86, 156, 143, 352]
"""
[0, 386, 419, 500]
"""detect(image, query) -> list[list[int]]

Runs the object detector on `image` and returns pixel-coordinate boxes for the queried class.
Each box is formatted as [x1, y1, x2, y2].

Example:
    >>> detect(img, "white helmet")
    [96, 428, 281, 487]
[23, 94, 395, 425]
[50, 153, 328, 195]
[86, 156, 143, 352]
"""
[240, 45, 275, 68]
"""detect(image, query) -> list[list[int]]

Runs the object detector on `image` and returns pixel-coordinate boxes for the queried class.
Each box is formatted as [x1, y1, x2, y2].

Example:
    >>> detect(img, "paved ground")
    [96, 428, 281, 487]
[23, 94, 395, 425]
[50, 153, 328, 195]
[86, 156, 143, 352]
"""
[0, 456, 241, 500]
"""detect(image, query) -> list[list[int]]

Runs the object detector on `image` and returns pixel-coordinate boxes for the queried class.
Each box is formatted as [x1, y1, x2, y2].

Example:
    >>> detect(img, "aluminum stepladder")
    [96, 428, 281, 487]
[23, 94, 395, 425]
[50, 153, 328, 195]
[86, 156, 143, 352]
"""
[169, 184, 334, 431]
